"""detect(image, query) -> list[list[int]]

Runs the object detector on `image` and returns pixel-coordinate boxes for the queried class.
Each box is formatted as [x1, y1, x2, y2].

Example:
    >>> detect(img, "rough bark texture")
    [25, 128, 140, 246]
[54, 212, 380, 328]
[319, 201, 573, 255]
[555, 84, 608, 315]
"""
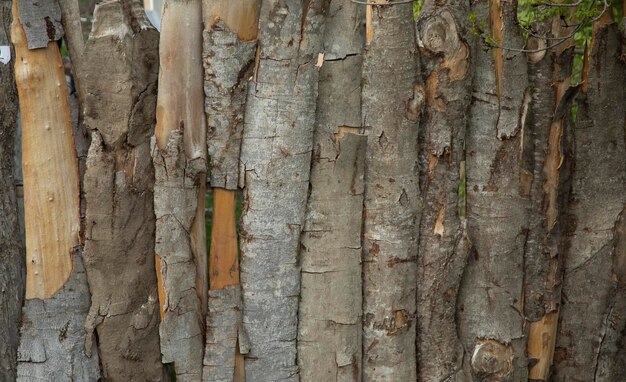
[79, 1, 162, 380]
[361, 3, 421, 381]
[17, 0, 63, 49]
[414, 2, 473, 380]
[17, 255, 101, 381]
[238, 1, 328, 380]
[203, 285, 249, 382]
[457, 0, 530, 380]
[203, 1, 258, 190]
[523, 17, 575, 381]
[297, 2, 365, 381]
[0, 2, 24, 380]
[553, 18, 626, 381]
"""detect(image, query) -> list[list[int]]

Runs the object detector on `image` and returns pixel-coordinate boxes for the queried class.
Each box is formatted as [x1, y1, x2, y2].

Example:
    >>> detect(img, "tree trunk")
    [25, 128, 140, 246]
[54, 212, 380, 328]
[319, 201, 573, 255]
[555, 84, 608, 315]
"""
[152, 0, 207, 380]
[457, 0, 530, 379]
[0, 2, 24, 380]
[414, 0, 473, 379]
[202, 1, 259, 381]
[238, 1, 328, 380]
[361, 3, 421, 381]
[297, 1, 365, 381]
[553, 11, 626, 380]
[11, 0, 101, 380]
[78, 1, 163, 380]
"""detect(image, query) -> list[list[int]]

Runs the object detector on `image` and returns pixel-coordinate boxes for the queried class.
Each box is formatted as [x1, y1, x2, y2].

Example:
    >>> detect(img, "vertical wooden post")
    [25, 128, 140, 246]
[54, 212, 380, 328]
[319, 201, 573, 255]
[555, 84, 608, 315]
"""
[153, 0, 207, 380]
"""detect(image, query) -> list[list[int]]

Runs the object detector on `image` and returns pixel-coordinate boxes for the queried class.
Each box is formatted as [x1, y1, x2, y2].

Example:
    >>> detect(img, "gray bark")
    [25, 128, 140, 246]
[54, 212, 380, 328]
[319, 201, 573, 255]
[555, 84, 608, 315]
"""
[361, 3, 421, 381]
[17, 255, 101, 382]
[553, 21, 626, 381]
[457, 0, 530, 380]
[17, 0, 63, 49]
[238, 1, 328, 380]
[203, 20, 256, 190]
[79, 1, 162, 380]
[297, 2, 365, 381]
[414, 2, 473, 380]
[0, 2, 24, 380]
[203, 285, 249, 382]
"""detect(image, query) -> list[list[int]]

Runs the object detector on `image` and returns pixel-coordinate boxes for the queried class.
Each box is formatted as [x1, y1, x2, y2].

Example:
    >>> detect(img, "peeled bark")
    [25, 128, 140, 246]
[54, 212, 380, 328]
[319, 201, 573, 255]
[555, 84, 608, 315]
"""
[202, 2, 260, 381]
[0, 2, 24, 380]
[152, 0, 207, 380]
[361, 3, 421, 380]
[238, 1, 328, 380]
[523, 17, 575, 381]
[414, 2, 473, 380]
[79, 1, 162, 380]
[12, 0, 101, 379]
[297, 2, 365, 381]
[553, 14, 626, 381]
[457, 0, 530, 380]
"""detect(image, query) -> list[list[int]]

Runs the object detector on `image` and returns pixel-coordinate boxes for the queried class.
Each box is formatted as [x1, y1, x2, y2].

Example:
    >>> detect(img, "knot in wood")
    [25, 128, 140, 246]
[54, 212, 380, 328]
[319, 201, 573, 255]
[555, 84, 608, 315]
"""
[417, 10, 459, 55]
[470, 338, 514, 379]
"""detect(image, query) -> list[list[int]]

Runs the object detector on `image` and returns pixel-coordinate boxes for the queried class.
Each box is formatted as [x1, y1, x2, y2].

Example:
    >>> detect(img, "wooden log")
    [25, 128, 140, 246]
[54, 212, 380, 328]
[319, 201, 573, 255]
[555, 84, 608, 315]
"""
[202, 1, 259, 380]
[361, 3, 421, 380]
[78, 1, 163, 380]
[297, 1, 366, 381]
[238, 1, 328, 380]
[152, 0, 207, 380]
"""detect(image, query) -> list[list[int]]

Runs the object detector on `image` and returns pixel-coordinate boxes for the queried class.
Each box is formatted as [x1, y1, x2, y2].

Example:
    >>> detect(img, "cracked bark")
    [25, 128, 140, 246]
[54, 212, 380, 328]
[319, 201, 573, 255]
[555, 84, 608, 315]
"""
[202, 1, 260, 381]
[553, 13, 626, 381]
[12, 0, 101, 379]
[0, 1, 24, 380]
[523, 15, 575, 381]
[414, 2, 473, 380]
[456, 0, 530, 380]
[78, 1, 162, 380]
[297, 2, 365, 381]
[361, 3, 421, 381]
[238, 1, 328, 380]
[152, 0, 207, 380]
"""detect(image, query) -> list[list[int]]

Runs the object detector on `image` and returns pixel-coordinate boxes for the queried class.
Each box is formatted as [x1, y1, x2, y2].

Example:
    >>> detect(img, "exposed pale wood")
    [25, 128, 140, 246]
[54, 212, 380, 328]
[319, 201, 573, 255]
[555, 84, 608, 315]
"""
[153, 0, 207, 380]
[489, 0, 503, 97]
[205, 0, 259, 41]
[12, 0, 80, 300]
[210, 189, 239, 289]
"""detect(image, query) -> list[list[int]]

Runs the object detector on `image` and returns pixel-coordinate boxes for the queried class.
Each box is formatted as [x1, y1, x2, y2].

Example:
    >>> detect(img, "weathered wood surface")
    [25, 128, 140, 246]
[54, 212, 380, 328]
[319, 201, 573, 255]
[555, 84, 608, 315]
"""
[152, 0, 207, 379]
[79, 1, 163, 380]
[414, 1, 473, 380]
[0, 2, 24, 380]
[554, 14, 626, 381]
[524, 15, 575, 381]
[203, 0, 259, 190]
[457, 0, 531, 379]
[238, 1, 328, 380]
[361, 3, 421, 380]
[17, 0, 63, 49]
[297, 2, 365, 381]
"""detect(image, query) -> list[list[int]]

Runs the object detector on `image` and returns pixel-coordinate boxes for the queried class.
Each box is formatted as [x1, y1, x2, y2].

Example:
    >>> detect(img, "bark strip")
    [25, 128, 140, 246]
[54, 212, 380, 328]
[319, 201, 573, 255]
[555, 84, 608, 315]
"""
[153, 0, 207, 380]
[238, 1, 328, 380]
[79, 1, 162, 380]
[0, 2, 24, 379]
[298, 2, 365, 380]
[414, 2, 473, 380]
[553, 13, 626, 381]
[361, 3, 421, 381]
[457, 0, 530, 379]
